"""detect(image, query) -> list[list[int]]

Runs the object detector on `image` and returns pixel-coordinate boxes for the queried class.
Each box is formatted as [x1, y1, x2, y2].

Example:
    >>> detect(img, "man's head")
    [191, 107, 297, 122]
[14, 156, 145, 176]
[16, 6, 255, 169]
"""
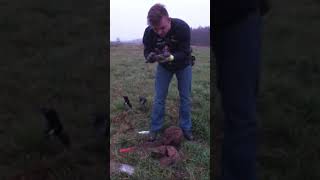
[147, 4, 171, 38]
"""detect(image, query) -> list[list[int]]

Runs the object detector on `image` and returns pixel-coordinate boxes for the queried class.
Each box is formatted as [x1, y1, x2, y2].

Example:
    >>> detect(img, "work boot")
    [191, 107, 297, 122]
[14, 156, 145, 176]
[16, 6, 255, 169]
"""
[148, 131, 159, 142]
[182, 130, 194, 141]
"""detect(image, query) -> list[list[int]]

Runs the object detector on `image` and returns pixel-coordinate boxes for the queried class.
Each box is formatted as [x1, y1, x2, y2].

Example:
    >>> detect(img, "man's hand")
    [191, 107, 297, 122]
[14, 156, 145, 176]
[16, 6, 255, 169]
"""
[154, 54, 167, 62]
[159, 46, 174, 62]
[146, 51, 174, 63]
[146, 52, 166, 63]
[146, 52, 157, 63]
[157, 52, 174, 63]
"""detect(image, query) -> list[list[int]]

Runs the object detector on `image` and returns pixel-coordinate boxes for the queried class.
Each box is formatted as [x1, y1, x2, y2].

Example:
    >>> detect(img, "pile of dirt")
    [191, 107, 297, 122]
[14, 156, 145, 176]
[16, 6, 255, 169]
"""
[151, 145, 181, 167]
[149, 126, 183, 167]
[161, 126, 183, 147]
[114, 126, 185, 169]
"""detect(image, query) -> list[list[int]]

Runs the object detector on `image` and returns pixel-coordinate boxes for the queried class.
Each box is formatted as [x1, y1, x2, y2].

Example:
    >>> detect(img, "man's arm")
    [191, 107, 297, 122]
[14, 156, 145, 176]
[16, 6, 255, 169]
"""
[143, 27, 166, 63]
[171, 23, 191, 62]
[143, 27, 153, 60]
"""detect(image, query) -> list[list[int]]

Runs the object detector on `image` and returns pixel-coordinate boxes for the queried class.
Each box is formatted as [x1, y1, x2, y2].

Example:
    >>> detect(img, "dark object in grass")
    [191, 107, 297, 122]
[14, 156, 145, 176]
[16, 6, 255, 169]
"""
[40, 107, 71, 148]
[123, 96, 132, 110]
[139, 96, 147, 111]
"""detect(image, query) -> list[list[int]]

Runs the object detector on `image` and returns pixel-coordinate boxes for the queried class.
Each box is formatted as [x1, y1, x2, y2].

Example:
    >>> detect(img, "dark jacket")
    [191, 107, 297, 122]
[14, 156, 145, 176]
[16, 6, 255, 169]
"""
[143, 18, 192, 72]
[213, 0, 270, 29]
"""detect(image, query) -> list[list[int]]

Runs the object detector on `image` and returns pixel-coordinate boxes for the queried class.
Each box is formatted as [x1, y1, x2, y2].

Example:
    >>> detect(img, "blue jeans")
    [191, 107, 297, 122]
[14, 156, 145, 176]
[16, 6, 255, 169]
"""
[150, 64, 192, 132]
[213, 11, 262, 180]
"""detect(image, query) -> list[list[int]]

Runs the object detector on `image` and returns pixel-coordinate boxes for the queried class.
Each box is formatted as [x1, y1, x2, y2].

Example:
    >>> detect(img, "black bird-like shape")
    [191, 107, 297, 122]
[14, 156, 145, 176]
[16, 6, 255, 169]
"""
[40, 107, 71, 148]
[123, 96, 132, 110]
[139, 96, 147, 111]
[139, 96, 147, 106]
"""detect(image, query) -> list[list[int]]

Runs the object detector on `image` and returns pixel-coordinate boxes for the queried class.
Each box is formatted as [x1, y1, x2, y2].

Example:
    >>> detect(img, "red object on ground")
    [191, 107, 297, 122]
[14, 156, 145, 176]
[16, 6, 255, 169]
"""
[119, 147, 136, 153]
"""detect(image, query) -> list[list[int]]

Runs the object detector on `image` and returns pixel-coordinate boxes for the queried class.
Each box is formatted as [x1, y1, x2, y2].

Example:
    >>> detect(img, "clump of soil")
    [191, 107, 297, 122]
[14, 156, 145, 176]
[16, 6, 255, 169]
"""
[114, 126, 185, 169]
[161, 126, 183, 147]
[151, 145, 181, 167]
[149, 126, 184, 167]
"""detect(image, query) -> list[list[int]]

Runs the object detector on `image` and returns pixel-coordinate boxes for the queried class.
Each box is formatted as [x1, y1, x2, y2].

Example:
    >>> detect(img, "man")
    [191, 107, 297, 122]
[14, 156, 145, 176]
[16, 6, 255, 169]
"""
[213, 0, 270, 180]
[142, 4, 194, 141]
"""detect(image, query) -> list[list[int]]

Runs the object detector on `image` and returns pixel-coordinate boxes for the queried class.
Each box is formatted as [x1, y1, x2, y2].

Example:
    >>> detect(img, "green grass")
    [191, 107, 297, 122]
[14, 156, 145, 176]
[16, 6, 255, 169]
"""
[110, 44, 210, 179]
[212, 1, 320, 179]
[256, 0, 320, 179]
[0, 0, 107, 179]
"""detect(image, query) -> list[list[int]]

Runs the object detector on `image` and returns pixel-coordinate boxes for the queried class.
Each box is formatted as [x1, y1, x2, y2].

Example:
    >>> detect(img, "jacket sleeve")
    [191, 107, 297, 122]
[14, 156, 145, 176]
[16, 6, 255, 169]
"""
[143, 27, 153, 60]
[171, 23, 191, 62]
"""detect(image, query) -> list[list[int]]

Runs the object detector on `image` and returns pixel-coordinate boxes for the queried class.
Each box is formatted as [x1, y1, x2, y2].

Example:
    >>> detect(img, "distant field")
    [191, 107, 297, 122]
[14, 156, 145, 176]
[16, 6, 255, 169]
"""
[0, 0, 107, 179]
[110, 44, 210, 179]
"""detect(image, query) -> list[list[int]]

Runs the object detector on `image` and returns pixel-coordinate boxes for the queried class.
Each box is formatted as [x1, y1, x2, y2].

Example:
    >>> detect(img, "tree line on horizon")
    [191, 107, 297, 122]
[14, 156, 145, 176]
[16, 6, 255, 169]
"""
[190, 26, 210, 46]
[112, 26, 210, 46]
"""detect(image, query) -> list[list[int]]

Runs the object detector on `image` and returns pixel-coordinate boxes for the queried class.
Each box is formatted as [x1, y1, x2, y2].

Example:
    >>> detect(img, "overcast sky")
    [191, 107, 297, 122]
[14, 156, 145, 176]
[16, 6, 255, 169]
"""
[110, 0, 210, 41]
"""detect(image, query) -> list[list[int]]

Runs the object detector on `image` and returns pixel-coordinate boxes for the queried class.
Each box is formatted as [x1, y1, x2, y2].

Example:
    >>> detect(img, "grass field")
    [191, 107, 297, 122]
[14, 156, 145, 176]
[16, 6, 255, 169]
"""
[0, 0, 107, 179]
[251, 0, 320, 179]
[110, 44, 210, 179]
[213, 1, 320, 179]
